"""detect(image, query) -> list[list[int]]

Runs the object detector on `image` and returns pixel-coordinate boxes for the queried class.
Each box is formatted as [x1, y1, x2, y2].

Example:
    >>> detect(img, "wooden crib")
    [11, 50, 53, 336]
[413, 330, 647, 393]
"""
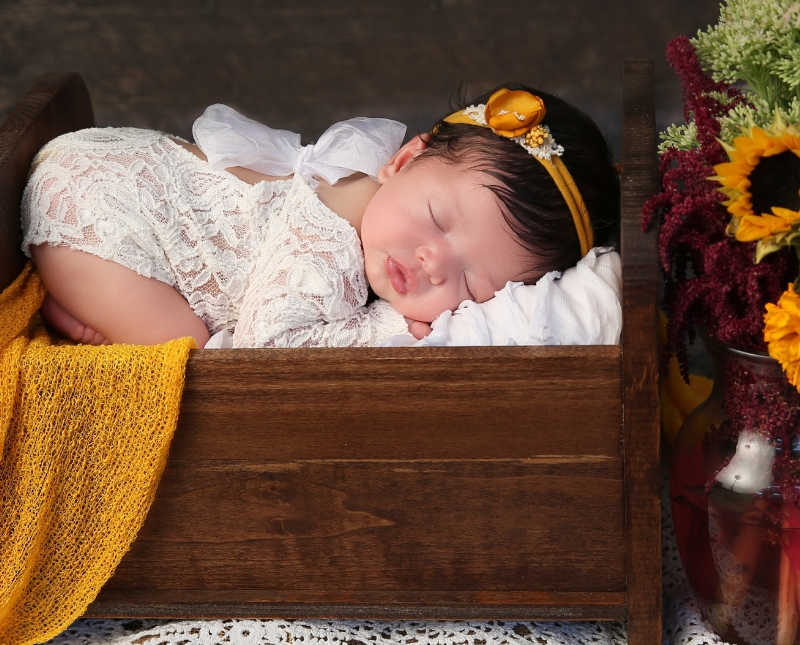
[0, 62, 661, 643]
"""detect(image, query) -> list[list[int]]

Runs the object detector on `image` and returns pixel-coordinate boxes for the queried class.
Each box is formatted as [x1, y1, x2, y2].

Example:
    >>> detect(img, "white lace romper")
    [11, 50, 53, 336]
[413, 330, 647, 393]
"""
[20, 127, 407, 347]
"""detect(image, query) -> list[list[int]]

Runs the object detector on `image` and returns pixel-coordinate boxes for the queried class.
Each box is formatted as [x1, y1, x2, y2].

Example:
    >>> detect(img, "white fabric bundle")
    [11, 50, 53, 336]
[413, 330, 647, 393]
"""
[193, 104, 406, 185]
[380, 247, 621, 347]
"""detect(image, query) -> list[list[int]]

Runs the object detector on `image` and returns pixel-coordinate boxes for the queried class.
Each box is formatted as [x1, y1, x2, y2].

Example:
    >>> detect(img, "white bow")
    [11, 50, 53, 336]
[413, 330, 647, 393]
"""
[192, 104, 406, 185]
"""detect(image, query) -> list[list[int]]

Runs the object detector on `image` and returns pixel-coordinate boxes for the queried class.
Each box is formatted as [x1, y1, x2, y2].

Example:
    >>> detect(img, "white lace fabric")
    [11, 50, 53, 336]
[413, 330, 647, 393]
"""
[20, 127, 407, 346]
[231, 173, 408, 347]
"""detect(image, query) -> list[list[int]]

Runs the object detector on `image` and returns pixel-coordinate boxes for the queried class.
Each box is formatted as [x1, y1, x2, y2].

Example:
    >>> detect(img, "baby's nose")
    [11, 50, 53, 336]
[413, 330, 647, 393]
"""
[416, 245, 447, 286]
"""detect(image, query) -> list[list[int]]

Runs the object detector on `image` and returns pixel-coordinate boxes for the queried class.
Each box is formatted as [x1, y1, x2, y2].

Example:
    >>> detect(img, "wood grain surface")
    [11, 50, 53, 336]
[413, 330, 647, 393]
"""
[620, 60, 661, 643]
[94, 345, 627, 618]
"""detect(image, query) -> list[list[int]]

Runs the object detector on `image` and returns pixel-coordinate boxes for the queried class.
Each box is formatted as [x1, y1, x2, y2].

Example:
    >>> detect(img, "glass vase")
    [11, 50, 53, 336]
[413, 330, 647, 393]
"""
[671, 342, 800, 645]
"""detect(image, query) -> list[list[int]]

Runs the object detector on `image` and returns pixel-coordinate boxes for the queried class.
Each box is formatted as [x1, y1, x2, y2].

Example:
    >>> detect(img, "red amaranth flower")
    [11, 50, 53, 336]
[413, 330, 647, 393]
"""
[642, 37, 797, 375]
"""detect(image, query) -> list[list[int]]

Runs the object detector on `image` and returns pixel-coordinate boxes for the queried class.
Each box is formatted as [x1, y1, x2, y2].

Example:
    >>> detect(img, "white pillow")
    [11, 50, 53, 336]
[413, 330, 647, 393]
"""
[381, 247, 621, 347]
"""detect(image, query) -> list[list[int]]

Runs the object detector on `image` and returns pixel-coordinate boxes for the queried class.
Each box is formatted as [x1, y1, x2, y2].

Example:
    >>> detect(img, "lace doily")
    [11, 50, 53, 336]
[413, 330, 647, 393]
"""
[661, 473, 736, 645]
[46, 617, 626, 645]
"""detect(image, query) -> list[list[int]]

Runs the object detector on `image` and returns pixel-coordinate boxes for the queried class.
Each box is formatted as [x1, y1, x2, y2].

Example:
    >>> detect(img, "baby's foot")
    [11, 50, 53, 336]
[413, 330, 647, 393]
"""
[40, 294, 111, 345]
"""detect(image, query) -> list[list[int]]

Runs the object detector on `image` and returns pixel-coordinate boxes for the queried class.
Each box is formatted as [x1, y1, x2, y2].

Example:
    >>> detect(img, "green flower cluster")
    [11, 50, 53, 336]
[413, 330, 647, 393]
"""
[720, 95, 800, 142]
[694, 0, 800, 107]
[659, 122, 699, 153]
[659, 0, 800, 153]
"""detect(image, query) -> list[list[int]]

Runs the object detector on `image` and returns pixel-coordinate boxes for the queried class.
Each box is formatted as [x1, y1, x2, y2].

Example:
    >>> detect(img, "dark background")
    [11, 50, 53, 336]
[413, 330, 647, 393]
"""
[1, 1, 719, 157]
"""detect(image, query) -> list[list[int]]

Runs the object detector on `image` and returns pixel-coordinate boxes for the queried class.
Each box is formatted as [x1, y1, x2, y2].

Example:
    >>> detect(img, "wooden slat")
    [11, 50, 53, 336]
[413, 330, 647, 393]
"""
[87, 594, 627, 622]
[109, 460, 624, 586]
[89, 458, 624, 618]
[94, 346, 625, 618]
[174, 345, 622, 460]
[620, 59, 661, 644]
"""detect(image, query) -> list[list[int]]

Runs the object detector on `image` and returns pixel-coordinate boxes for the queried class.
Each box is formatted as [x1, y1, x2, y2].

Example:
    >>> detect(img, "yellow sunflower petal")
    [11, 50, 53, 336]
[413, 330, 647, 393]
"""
[771, 206, 800, 224]
[763, 138, 791, 157]
[729, 198, 753, 219]
[782, 294, 800, 319]
[764, 286, 800, 391]
[713, 160, 752, 180]
[735, 215, 778, 241]
[755, 213, 793, 233]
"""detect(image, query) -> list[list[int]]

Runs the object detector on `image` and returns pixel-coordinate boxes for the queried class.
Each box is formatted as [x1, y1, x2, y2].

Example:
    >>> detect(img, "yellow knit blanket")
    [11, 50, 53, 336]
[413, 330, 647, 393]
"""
[0, 263, 195, 645]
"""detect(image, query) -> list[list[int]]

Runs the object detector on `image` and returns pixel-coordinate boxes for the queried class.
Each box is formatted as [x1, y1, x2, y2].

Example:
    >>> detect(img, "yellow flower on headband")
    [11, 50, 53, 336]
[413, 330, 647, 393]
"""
[485, 89, 546, 138]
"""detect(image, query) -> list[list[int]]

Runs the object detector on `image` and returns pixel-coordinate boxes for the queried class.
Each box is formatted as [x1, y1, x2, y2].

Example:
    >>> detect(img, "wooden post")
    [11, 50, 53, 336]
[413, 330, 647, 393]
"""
[621, 59, 662, 643]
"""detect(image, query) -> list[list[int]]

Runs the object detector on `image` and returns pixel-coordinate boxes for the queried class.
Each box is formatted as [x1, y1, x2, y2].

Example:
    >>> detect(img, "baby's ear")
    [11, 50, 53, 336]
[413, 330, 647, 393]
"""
[377, 135, 428, 183]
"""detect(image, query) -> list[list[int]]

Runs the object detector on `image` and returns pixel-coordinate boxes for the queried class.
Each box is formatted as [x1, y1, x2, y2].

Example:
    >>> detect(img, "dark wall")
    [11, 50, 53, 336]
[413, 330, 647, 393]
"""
[1, 1, 719, 156]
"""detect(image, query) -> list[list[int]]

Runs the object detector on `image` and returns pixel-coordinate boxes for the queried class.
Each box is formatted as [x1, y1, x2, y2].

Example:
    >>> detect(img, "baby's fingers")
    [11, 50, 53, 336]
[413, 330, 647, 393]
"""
[405, 318, 432, 340]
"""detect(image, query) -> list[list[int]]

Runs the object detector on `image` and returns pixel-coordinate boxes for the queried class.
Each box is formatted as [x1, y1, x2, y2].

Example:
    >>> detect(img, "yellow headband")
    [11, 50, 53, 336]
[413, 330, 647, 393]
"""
[442, 88, 594, 256]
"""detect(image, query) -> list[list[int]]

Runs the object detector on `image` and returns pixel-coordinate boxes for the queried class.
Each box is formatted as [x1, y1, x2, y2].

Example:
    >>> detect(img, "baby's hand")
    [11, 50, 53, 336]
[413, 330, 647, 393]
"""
[405, 317, 432, 340]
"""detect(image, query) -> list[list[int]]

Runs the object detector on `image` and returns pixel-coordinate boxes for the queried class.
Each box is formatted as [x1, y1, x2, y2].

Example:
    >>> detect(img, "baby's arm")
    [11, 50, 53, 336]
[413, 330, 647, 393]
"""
[232, 216, 408, 347]
[233, 279, 408, 347]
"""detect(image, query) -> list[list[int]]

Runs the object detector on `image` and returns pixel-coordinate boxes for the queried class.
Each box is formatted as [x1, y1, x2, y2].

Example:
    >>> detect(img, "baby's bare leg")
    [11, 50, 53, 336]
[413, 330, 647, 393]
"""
[31, 244, 210, 347]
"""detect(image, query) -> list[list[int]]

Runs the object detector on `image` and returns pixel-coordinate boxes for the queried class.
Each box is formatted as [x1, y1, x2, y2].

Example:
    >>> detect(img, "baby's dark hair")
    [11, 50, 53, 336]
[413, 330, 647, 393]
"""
[417, 83, 619, 282]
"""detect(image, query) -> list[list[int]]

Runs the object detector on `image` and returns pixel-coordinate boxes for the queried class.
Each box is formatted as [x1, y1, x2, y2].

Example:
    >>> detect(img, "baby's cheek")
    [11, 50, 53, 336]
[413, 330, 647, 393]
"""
[363, 254, 383, 293]
[415, 293, 460, 323]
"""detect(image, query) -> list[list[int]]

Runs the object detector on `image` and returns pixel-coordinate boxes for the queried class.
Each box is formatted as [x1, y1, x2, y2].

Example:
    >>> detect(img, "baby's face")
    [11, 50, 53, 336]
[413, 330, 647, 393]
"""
[361, 152, 532, 322]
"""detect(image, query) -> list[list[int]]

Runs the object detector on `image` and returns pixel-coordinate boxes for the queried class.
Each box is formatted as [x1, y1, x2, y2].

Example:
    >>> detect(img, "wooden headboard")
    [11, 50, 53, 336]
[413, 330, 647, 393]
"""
[0, 63, 660, 642]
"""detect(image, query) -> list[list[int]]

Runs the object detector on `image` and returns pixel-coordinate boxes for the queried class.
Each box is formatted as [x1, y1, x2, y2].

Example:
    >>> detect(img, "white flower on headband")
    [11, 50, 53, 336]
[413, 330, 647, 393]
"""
[460, 104, 488, 126]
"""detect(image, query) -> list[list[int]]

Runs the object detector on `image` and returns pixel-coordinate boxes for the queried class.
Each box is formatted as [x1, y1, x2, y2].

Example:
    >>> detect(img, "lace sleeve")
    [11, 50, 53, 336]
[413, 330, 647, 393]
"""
[231, 180, 407, 348]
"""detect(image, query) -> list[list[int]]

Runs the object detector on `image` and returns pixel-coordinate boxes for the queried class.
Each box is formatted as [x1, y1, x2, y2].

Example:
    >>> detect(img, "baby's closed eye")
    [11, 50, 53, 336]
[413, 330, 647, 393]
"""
[428, 201, 443, 231]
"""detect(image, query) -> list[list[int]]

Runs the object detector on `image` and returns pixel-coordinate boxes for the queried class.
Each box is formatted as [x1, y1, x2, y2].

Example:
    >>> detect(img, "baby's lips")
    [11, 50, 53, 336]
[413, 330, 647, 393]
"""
[386, 256, 414, 295]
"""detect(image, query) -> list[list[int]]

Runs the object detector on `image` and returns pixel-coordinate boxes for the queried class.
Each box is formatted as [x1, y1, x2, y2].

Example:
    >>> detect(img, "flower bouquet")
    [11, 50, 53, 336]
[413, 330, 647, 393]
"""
[644, 1, 800, 642]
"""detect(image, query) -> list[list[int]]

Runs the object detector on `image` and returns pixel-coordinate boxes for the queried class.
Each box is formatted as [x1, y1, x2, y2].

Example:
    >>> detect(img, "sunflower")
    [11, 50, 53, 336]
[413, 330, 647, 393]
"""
[713, 120, 800, 262]
[765, 284, 800, 390]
